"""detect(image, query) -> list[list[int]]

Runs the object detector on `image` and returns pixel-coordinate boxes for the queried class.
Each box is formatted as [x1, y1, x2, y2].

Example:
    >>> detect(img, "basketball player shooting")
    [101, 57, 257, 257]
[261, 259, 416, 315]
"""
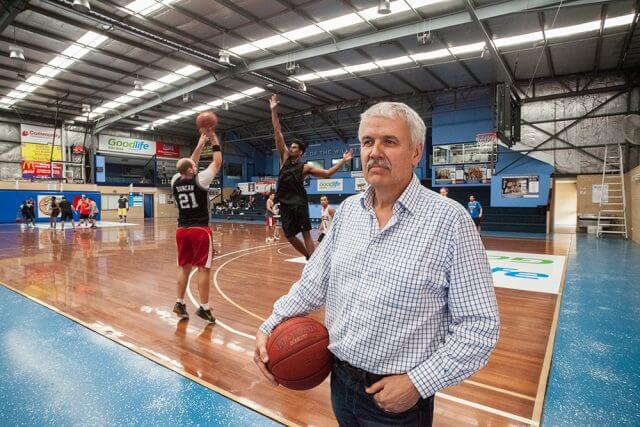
[171, 126, 221, 323]
[270, 94, 352, 259]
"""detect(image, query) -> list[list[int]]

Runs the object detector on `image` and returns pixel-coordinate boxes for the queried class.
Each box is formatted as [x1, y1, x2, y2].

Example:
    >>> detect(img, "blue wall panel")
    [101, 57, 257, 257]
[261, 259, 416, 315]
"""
[490, 146, 554, 207]
[432, 94, 494, 145]
[0, 190, 101, 223]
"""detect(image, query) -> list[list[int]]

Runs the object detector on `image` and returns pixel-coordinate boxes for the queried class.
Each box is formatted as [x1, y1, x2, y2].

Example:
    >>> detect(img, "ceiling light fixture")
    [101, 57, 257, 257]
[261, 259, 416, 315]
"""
[134, 79, 143, 91]
[9, 27, 24, 61]
[81, 103, 91, 113]
[223, 102, 230, 111]
[417, 31, 433, 46]
[286, 61, 300, 76]
[378, 0, 391, 14]
[72, 0, 91, 13]
[219, 51, 231, 65]
[299, 82, 307, 92]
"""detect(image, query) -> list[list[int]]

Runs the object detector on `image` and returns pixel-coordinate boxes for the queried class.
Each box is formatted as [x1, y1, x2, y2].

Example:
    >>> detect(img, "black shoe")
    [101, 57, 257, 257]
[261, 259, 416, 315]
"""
[173, 302, 188, 319]
[196, 306, 216, 324]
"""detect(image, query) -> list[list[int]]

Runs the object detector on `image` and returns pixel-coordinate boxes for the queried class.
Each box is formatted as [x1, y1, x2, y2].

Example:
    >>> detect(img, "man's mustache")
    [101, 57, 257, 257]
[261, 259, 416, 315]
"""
[366, 157, 391, 171]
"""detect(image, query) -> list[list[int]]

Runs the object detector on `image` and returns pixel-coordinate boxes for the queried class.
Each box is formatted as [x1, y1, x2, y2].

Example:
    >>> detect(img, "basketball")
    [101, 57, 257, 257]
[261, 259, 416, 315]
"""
[266, 317, 331, 390]
[196, 111, 218, 129]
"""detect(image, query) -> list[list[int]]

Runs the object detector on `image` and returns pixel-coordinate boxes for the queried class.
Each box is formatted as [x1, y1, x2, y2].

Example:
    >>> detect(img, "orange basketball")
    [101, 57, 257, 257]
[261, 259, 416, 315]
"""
[267, 317, 332, 390]
[196, 111, 218, 129]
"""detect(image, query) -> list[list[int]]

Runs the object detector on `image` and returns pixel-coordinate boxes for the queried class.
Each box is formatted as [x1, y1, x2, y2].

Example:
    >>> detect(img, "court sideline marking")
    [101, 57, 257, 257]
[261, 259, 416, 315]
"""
[202, 244, 540, 425]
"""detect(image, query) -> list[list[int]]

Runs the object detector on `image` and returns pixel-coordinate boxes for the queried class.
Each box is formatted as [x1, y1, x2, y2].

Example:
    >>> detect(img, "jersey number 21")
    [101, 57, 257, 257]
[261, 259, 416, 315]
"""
[178, 193, 198, 209]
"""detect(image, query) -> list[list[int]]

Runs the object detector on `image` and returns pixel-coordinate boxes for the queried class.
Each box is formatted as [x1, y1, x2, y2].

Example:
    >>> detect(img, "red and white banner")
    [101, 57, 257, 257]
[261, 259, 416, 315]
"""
[156, 141, 180, 158]
[21, 124, 62, 145]
[22, 161, 63, 179]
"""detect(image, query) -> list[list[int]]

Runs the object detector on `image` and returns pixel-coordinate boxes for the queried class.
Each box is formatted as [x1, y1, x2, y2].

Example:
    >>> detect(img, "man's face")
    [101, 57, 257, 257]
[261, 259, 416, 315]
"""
[320, 197, 328, 208]
[289, 142, 303, 159]
[470, 196, 475, 202]
[360, 116, 422, 189]
[440, 188, 448, 197]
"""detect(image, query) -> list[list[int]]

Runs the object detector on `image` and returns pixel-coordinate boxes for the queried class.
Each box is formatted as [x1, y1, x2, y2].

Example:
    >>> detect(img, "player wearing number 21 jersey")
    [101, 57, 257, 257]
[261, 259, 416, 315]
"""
[171, 127, 222, 323]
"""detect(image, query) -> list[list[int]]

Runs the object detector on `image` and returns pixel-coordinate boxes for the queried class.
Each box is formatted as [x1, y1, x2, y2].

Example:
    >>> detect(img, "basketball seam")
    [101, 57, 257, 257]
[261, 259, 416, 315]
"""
[269, 336, 330, 376]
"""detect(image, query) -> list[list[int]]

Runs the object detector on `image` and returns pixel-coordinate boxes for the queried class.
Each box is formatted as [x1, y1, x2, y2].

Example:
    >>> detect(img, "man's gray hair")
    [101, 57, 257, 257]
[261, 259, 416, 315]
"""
[358, 102, 426, 149]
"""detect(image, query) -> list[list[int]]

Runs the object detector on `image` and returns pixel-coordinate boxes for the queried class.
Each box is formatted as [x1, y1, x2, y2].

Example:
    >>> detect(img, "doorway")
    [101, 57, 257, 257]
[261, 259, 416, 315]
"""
[553, 179, 577, 233]
[144, 194, 154, 218]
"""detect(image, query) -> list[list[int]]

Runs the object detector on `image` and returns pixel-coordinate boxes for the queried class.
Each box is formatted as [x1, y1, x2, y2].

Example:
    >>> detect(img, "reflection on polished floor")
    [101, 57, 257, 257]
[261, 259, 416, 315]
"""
[0, 219, 572, 426]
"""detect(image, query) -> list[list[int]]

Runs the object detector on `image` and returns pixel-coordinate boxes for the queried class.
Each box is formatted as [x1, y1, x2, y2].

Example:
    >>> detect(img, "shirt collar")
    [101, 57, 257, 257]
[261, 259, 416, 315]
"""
[361, 174, 422, 216]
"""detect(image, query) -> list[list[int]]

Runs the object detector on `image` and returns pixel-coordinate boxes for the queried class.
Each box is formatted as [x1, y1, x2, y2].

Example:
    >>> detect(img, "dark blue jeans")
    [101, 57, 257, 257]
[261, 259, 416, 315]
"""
[330, 360, 434, 426]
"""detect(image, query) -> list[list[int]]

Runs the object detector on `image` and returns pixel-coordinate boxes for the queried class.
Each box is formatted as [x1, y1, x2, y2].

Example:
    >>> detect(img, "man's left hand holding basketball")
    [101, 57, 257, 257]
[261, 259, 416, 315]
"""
[254, 330, 278, 386]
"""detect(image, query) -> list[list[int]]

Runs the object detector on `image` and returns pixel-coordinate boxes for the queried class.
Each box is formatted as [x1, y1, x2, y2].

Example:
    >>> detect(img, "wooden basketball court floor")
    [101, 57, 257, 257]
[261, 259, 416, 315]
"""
[0, 219, 571, 426]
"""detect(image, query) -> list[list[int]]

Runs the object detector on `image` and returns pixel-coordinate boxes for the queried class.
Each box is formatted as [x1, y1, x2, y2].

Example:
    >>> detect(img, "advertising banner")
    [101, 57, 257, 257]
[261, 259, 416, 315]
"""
[21, 143, 62, 162]
[156, 141, 180, 158]
[21, 124, 62, 145]
[98, 135, 156, 156]
[21, 161, 63, 179]
[317, 179, 343, 192]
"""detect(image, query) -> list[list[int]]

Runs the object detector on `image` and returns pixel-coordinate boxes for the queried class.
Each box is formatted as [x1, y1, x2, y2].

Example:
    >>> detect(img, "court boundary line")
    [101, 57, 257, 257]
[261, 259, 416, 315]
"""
[436, 392, 539, 425]
[0, 279, 293, 427]
[531, 235, 573, 423]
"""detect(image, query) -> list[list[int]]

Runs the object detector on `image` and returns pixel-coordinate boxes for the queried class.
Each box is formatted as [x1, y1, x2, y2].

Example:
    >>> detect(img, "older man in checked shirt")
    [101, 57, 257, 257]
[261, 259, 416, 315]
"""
[255, 102, 500, 426]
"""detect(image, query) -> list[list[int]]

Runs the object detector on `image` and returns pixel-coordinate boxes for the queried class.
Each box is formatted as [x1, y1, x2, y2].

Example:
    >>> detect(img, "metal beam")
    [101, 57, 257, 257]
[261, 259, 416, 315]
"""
[0, 0, 27, 33]
[617, 2, 640, 69]
[496, 90, 625, 174]
[95, 0, 613, 131]
[464, 0, 515, 88]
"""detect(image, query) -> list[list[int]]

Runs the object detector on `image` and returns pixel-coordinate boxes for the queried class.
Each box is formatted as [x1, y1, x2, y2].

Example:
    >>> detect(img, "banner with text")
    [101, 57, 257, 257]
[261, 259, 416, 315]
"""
[22, 161, 63, 179]
[317, 178, 343, 192]
[156, 141, 180, 158]
[21, 124, 62, 145]
[98, 135, 156, 156]
[21, 143, 62, 162]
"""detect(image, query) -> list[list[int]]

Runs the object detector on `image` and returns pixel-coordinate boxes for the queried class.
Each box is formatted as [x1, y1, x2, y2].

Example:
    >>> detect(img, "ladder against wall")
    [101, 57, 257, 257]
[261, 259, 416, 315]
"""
[596, 143, 628, 238]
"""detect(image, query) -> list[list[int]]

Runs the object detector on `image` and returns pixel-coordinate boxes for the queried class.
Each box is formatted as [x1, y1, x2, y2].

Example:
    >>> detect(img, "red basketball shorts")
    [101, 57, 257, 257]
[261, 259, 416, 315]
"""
[176, 226, 213, 268]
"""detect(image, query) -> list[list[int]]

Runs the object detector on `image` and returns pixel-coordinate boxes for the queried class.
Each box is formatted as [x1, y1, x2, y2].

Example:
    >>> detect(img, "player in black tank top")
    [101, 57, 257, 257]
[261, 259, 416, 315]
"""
[270, 94, 353, 259]
[171, 126, 222, 323]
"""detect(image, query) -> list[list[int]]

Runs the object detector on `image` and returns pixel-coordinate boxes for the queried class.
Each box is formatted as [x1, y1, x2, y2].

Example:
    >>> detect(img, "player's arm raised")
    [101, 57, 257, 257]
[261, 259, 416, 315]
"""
[304, 149, 353, 178]
[206, 129, 222, 176]
[270, 94, 289, 165]
[190, 130, 209, 165]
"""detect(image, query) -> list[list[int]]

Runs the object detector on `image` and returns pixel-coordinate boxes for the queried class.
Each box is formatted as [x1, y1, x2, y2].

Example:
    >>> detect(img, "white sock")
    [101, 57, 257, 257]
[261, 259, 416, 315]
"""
[200, 303, 209, 310]
[176, 298, 184, 304]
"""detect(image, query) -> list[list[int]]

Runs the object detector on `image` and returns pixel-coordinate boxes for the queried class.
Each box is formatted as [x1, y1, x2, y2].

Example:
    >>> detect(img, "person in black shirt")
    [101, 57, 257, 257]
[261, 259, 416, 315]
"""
[21, 199, 35, 228]
[171, 126, 222, 323]
[270, 94, 352, 259]
[58, 196, 76, 231]
[117, 194, 129, 223]
[49, 196, 60, 229]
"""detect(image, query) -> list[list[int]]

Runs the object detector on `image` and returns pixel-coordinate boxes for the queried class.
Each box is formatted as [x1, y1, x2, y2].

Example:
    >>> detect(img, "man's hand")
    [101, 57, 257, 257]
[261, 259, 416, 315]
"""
[197, 130, 209, 146]
[365, 374, 421, 414]
[254, 330, 278, 386]
[269, 94, 279, 111]
[342, 149, 354, 162]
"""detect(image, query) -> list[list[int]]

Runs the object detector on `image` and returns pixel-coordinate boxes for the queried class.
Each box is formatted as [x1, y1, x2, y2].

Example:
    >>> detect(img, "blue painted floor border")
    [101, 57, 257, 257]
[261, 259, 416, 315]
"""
[0, 284, 280, 426]
[542, 235, 640, 426]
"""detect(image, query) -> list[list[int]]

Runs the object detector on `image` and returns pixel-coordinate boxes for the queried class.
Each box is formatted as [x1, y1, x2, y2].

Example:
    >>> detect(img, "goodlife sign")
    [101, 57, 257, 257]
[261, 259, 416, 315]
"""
[98, 135, 156, 156]
[21, 124, 62, 145]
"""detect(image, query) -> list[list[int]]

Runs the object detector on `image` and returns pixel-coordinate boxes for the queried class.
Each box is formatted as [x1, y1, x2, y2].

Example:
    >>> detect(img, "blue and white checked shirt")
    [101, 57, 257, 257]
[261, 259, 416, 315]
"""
[261, 175, 499, 398]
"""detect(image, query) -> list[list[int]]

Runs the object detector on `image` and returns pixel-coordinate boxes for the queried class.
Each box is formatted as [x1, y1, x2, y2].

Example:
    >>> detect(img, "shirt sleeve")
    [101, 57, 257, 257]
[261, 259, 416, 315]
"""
[196, 169, 214, 189]
[260, 206, 342, 335]
[407, 213, 500, 398]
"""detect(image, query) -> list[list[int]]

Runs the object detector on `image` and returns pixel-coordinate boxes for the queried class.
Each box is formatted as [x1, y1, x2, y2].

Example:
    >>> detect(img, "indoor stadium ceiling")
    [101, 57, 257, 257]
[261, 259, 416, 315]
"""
[0, 0, 637, 148]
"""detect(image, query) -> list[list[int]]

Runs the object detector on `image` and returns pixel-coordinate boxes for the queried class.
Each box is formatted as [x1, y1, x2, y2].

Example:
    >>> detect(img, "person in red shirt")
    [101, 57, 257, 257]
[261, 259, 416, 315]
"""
[76, 195, 92, 228]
